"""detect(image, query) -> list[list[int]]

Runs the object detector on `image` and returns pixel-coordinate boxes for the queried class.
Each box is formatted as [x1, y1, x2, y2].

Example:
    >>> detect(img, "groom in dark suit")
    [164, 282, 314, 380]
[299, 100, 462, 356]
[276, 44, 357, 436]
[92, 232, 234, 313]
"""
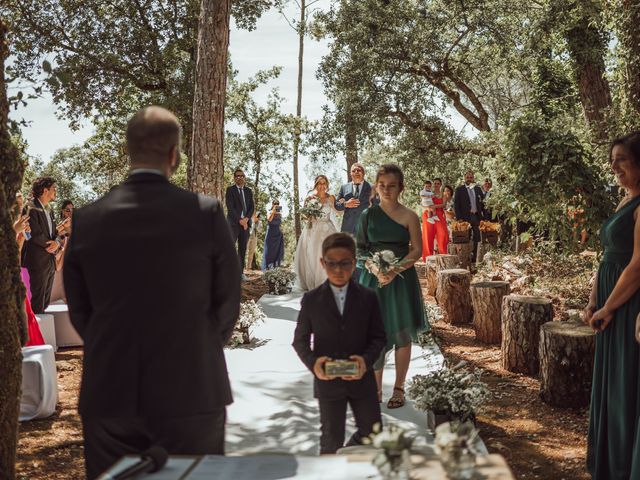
[334, 163, 372, 236]
[225, 168, 255, 280]
[454, 170, 485, 262]
[64, 106, 240, 479]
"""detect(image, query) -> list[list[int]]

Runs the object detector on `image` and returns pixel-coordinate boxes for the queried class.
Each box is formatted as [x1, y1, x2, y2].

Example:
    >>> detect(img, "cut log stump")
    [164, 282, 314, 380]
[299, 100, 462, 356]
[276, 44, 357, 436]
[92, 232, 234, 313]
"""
[470, 281, 510, 344]
[426, 255, 438, 297]
[501, 295, 553, 375]
[436, 269, 472, 324]
[435, 254, 460, 272]
[449, 241, 473, 270]
[539, 321, 595, 408]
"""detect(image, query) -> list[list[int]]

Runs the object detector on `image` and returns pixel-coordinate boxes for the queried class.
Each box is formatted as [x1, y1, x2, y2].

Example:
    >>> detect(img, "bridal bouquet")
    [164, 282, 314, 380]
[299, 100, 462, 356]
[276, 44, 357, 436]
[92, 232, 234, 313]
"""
[361, 250, 404, 287]
[407, 362, 490, 421]
[300, 198, 324, 228]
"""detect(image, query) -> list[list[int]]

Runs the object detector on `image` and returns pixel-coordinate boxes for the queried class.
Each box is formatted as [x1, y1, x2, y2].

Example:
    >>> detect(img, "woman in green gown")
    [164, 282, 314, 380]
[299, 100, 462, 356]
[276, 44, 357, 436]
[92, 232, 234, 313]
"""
[356, 164, 428, 409]
[586, 132, 640, 479]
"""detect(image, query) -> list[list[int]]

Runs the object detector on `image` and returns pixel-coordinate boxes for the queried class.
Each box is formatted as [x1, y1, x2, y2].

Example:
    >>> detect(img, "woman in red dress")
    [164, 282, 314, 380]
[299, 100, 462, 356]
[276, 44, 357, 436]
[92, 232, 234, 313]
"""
[422, 178, 450, 259]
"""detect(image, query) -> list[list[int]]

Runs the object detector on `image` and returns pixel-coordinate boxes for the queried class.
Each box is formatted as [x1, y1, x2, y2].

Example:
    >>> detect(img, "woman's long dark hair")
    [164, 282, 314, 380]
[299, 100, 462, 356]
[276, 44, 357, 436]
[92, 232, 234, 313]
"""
[610, 132, 640, 165]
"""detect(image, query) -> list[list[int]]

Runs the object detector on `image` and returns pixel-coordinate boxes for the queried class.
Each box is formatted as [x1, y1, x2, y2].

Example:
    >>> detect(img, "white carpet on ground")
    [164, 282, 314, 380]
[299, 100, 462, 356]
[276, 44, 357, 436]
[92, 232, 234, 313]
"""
[225, 292, 446, 455]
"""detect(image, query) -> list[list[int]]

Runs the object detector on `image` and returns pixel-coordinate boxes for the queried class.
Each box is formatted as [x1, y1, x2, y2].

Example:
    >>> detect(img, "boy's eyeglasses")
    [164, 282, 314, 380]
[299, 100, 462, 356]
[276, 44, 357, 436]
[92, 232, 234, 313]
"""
[323, 259, 354, 271]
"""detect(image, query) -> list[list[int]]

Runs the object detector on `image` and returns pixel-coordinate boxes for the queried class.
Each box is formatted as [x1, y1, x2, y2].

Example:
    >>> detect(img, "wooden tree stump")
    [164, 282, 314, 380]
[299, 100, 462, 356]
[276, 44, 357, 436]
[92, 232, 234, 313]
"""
[449, 241, 473, 270]
[539, 321, 595, 408]
[425, 256, 438, 297]
[470, 281, 510, 344]
[436, 269, 472, 324]
[501, 295, 553, 375]
[435, 254, 460, 272]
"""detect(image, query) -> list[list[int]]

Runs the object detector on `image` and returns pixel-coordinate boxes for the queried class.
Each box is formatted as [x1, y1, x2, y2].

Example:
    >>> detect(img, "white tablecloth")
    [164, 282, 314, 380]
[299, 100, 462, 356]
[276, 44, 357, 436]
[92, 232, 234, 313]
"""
[35, 313, 57, 351]
[20, 345, 58, 421]
[46, 301, 83, 347]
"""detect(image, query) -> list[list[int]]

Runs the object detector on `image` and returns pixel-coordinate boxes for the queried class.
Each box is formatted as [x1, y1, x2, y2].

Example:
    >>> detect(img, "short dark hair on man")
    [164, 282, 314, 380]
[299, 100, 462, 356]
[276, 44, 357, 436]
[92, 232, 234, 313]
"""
[32, 176, 56, 199]
[234, 168, 244, 176]
[126, 106, 181, 166]
[322, 232, 356, 257]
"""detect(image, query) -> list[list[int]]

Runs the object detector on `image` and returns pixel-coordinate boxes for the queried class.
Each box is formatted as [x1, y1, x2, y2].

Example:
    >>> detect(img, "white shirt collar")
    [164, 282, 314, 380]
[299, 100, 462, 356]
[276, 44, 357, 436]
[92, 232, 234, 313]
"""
[130, 168, 165, 177]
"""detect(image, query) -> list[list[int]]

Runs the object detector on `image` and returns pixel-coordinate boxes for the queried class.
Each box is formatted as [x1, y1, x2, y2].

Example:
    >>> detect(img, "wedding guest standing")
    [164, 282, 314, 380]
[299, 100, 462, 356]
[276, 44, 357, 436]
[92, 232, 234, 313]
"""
[421, 178, 450, 260]
[263, 200, 285, 270]
[22, 176, 60, 313]
[585, 132, 640, 479]
[225, 168, 255, 281]
[64, 107, 240, 479]
[454, 170, 485, 262]
[356, 164, 428, 409]
[51, 200, 74, 302]
[335, 163, 372, 235]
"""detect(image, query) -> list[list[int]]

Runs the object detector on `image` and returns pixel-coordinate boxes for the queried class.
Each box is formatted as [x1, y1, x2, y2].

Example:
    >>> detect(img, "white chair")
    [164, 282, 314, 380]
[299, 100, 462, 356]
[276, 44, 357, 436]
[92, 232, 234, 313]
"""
[45, 301, 83, 347]
[35, 313, 57, 352]
[49, 269, 66, 304]
[20, 345, 58, 421]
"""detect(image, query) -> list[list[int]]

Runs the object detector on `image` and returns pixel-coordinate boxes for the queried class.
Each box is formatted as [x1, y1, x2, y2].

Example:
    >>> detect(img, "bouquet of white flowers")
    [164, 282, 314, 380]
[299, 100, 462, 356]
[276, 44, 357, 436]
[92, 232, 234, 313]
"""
[299, 198, 324, 228]
[407, 362, 490, 421]
[361, 249, 404, 287]
[435, 421, 479, 480]
[262, 267, 296, 295]
[363, 423, 413, 479]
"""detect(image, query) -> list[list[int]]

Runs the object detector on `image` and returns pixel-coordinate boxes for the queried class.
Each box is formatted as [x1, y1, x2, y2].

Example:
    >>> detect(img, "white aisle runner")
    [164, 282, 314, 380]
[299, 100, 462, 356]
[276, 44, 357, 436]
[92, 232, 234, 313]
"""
[225, 292, 445, 455]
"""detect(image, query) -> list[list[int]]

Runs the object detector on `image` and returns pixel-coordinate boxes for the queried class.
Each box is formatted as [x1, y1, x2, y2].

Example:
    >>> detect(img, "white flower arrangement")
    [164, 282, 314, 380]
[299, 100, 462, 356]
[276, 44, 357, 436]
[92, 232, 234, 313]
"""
[407, 362, 490, 420]
[363, 423, 413, 478]
[262, 267, 296, 295]
[299, 197, 324, 228]
[228, 300, 266, 347]
[435, 421, 479, 480]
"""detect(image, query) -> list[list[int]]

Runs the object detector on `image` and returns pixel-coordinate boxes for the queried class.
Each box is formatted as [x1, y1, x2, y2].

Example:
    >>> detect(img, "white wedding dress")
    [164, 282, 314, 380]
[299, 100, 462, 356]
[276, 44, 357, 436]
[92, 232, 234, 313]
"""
[293, 198, 338, 291]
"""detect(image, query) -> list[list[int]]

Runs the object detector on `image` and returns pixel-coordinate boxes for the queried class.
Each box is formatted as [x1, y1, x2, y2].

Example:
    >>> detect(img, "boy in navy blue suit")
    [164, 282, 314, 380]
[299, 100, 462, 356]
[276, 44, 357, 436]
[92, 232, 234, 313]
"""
[293, 233, 386, 454]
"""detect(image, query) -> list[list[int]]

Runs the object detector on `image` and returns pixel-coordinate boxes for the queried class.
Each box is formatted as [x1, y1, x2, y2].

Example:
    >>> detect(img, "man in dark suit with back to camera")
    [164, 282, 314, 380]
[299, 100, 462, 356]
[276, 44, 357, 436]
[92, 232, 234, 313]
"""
[64, 106, 241, 479]
[225, 168, 254, 281]
[454, 170, 485, 262]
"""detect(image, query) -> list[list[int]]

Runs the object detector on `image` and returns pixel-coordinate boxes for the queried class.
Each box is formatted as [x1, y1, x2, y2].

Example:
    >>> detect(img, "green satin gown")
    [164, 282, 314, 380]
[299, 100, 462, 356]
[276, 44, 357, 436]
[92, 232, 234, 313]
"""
[588, 195, 640, 479]
[356, 205, 429, 369]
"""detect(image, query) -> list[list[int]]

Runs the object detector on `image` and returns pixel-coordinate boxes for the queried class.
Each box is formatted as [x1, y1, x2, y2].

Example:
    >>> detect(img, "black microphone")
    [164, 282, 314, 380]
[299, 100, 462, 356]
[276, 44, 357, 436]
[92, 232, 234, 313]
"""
[100, 446, 168, 480]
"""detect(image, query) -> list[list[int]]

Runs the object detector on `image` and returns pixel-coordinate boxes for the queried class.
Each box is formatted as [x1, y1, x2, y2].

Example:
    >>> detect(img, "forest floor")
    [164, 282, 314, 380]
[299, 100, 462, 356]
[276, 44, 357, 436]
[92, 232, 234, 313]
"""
[18, 251, 592, 479]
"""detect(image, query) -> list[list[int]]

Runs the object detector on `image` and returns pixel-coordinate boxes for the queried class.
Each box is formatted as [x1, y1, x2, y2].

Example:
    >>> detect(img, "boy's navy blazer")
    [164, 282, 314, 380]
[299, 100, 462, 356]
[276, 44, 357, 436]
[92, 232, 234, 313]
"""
[292, 279, 386, 399]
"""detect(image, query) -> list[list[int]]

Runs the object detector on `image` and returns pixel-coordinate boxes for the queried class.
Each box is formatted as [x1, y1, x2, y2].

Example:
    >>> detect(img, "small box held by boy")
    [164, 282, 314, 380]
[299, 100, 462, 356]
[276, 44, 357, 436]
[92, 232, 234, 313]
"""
[292, 233, 387, 454]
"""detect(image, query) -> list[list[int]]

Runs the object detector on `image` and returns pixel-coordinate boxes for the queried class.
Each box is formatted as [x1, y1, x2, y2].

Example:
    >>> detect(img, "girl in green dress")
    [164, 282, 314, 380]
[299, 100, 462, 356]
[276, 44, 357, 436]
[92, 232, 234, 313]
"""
[586, 132, 640, 479]
[356, 164, 428, 409]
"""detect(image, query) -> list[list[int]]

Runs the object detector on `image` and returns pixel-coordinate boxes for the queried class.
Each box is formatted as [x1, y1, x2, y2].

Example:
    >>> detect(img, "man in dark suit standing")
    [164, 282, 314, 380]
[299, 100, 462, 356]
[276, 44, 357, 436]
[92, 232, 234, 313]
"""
[225, 168, 254, 281]
[22, 176, 60, 313]
[334, 163, 372, 236]
[454, 170, 485, 262]
[293, 233, 386, 454]
[63, 106, 240, 479]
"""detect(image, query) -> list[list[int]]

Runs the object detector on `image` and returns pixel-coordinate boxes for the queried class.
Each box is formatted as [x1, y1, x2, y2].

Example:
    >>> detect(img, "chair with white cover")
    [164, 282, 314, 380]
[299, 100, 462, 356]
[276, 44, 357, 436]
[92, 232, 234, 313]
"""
[46, 300, 83, 347]
[35, 313, 57, 351]
[20, 345, 59, 421]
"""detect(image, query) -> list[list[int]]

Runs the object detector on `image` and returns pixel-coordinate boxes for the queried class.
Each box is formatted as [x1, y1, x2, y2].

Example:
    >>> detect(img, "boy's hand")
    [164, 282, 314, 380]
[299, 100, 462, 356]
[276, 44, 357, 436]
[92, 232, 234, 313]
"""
[342, 355, 366, 381]
[313, 356, 331, 381]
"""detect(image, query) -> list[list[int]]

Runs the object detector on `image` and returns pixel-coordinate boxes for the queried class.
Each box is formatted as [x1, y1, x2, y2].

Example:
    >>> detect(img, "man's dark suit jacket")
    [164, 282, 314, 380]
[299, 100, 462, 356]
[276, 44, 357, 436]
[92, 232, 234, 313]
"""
[63, 172, 240, 418]
[225, 184, 255, 228]
[21, 199, 57, 270]
[292, 280, 386, 400]
[454, 184, 485, 222]
[334, 181, 373, 235]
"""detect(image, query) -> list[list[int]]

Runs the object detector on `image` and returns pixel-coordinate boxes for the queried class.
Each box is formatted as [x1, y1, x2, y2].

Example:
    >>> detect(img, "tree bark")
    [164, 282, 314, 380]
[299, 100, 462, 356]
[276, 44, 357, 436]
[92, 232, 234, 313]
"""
[292, 0, 306, 240]
[539, 321, 595, 408]
[0, 18, 26, 479]
[435, 253, 459, 272]
[501, 295, 553, 375]
[619, 0, 640, 116]
[436, 268, 472, 325]
[425, 255, 438, 297]
[188, 0, 231, 199]
[448, 241, 473, 270]
[470, 281, 510, 344]
[345, 118, 358, 179]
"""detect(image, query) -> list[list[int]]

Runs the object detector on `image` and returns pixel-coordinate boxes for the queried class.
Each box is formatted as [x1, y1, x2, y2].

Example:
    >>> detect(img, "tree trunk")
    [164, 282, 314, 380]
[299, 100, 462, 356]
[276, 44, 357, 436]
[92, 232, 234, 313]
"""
[470, 281, 510, 344]
[292, 0, 306, 240]
[425, 255, 438, 297]
[619, 0, 640, 116]
[448, 242, 472, 270]
[188, 0, 231, 199]
[0, 18, 26, 479]
[345, 119, 358, 179]
[501, 295, 553, 375]
[539, 321, 595, 408]
[436, 269, 472, 325]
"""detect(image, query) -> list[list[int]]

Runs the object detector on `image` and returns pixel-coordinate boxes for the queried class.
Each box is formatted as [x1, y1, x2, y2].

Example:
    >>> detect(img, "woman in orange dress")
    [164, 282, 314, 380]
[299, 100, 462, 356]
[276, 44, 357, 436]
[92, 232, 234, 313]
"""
[422, 178, 450, 259]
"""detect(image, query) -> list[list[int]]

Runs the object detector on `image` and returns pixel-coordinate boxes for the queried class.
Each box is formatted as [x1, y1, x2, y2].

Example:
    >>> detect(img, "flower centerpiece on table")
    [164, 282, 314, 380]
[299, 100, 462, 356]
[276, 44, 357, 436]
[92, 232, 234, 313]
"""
[407, 361, 490, 425]
[262, 267, 296, 295]
[230, 300, 266, 346]
[299, 198, 324, 228]
[363, 423, 414, 480]
[435, 421, 480, 480]
[361, 250, 404, 288]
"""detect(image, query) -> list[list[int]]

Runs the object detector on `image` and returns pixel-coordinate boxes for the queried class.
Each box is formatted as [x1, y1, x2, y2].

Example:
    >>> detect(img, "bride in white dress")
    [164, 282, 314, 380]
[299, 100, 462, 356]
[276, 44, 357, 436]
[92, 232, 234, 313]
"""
[294, 175, 340, 291]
